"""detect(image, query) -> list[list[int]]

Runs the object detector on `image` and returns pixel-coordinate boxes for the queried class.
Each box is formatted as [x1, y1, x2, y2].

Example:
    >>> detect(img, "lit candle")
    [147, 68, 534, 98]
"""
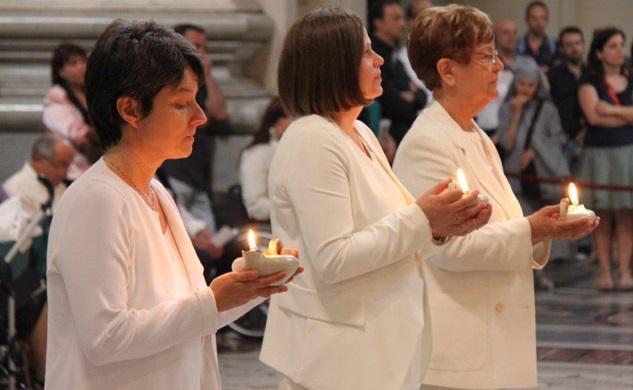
[234, 229, 299, 285]
[560, 183, 595, 220]
[451, 168, 489, 203]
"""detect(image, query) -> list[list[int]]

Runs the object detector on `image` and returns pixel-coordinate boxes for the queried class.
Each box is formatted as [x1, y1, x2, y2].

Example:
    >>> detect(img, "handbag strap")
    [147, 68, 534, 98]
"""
[523, 98, 544, 149]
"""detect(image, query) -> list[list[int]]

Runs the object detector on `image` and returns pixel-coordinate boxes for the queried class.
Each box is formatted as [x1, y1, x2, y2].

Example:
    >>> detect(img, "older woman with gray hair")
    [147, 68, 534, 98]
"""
[393, 5, 597, 389]
[497, 56, 570, 213]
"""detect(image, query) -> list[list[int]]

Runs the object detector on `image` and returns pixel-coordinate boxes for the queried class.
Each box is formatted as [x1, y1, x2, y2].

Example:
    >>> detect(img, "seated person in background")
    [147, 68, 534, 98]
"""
[239, 97, 292, 222]
[162, 23, 231, 235]
[2, 133, 71, 383]
[3, 133, 74, 215]
[43, 43, 101, 180]
[497, 57, 570, 214]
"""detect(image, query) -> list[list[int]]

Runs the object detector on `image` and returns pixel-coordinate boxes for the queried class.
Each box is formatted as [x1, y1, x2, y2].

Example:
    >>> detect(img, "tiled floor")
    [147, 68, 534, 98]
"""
[219, 258, 633, 389]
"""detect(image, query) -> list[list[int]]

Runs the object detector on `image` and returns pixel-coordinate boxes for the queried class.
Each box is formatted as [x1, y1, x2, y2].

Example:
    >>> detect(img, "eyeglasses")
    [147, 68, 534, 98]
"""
[473, 49, 499, 68]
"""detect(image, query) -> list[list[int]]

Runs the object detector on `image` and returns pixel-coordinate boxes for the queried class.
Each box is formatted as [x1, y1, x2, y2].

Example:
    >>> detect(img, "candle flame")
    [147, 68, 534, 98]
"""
[247, 229, 257, 251]
[568, 183, 579, 205]
[456, 168, 469, 192]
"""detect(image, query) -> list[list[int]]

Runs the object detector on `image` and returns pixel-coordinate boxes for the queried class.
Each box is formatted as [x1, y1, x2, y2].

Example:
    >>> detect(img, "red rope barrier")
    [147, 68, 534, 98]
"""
[504, 172, 633, 192]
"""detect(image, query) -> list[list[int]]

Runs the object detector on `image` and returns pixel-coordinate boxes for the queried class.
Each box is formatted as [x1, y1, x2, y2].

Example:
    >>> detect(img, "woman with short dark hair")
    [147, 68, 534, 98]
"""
[46, 20, 297, 389]
[393, 5, 597, 389]
[578, 27, 633, 291]
[260, 7, 491, 389]
[43, 43, 101, 180]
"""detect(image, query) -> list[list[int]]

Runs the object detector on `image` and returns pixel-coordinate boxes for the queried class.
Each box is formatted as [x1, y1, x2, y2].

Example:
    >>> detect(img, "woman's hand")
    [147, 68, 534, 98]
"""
[510, 95, 529, 112]
[519, 149, 535, 170]
[527, 205, 599, 244]
[416, 179, 493, 238]
[595, 100, 616, 116]
[210, 270, 289, 312]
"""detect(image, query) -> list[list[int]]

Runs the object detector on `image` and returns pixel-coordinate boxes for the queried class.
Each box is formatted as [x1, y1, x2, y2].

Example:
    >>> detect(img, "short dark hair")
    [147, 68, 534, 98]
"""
[85, 20, 204, 150]
[173, 23, 205, 36]
[588, 27, 627, 79]
[277, 8, 369, 118]
[558, 25, 584, 42]
[368, 0, 401, 34]
[525, 1, 548, 19]
[408, 5, 494, 90]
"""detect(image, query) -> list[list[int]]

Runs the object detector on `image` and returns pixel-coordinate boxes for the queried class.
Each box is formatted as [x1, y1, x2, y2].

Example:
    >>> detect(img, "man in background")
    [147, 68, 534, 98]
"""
[517, 0, 558, 72]
[369, 0, 426, 145]
[4, 133, 73, 215]
[547, 26, 587, 167]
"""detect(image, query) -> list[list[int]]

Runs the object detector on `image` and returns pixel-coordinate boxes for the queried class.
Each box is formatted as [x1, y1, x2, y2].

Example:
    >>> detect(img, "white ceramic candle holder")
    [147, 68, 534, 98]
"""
[233, 250, 299, 286]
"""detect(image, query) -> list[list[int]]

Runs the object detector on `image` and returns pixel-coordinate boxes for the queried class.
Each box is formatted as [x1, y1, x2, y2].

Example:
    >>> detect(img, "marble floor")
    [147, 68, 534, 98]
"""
[219, 258, 633, 389]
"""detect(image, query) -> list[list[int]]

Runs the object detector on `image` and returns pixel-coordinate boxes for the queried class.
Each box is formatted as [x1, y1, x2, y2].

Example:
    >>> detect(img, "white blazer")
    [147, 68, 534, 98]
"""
[393, 101, 551, 389]
[46, 159, 261, 390]
[260, 115, 437, 389]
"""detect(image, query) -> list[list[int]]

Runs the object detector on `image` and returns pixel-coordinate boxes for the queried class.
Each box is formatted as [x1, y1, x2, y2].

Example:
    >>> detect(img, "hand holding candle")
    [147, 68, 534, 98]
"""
[450, 168, 489, 204]
[560, 183, 596, 221]
[232, 230, 300, 286]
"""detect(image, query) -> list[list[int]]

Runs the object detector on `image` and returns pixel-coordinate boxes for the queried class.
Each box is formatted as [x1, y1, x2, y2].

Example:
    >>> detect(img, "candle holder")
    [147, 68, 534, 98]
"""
[233, 230, 299, 286]
[560, 183, 596, 221]
[450, 168, 489, 204]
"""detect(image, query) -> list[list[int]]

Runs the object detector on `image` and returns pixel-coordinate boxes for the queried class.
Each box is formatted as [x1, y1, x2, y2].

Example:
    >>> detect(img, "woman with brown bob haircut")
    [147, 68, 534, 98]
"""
[393, 5, 597, 389]
[260, 7, 492, 389]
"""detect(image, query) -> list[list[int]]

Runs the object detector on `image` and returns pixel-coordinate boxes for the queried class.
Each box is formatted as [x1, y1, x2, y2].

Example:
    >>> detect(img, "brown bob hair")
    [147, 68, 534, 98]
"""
[277, 7, 370, 118]
[408, 5, 494, 90]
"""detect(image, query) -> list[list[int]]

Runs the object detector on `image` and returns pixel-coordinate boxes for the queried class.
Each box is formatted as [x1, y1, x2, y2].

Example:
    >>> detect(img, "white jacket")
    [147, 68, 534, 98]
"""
[260, 115, 438, 389]
[393, 101, 550, 389]
[3, 162, 66, 215]
[46, 158, 260, 389]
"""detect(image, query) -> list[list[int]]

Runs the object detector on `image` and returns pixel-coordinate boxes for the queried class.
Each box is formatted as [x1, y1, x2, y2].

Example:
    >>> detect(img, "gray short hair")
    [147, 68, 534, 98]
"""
[31, 134, 61, 161]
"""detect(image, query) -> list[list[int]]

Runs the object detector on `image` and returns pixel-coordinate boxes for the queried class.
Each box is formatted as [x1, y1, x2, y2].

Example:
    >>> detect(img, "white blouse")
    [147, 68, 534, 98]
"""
[239, 136, 278, 221]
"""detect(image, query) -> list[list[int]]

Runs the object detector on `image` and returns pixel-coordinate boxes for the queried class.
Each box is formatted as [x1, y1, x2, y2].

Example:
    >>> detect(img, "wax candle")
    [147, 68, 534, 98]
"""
[451, 168, 489, 203]
[560, 183, 595, 221]
[236, 229, 299, 285]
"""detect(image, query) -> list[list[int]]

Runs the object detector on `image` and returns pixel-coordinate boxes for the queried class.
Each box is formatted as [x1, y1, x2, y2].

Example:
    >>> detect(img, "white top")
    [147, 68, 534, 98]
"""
[46, 158, 261, 390]
[393, 101, 551, 389]
[239, 136, 278, 221]
[3, 162, 66, 215]
[260, 115, 437, 389]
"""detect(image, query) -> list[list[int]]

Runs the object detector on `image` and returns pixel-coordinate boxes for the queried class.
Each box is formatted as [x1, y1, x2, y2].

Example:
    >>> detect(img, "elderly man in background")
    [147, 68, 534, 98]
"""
[3, 133, 73, 215]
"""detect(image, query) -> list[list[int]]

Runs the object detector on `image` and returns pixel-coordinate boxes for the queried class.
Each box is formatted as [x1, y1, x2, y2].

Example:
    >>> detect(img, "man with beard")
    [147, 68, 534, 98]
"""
[518, 1, 558, 72]
[547, 26, 587, 166]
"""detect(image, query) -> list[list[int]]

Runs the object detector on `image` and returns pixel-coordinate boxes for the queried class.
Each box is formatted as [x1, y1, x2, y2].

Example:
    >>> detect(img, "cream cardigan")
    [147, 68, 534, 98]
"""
[46, 158, 259, 389]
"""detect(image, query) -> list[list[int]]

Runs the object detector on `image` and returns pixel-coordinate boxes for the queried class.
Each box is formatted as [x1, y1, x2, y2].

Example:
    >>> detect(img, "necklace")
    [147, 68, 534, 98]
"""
[105, 158, 159, 211]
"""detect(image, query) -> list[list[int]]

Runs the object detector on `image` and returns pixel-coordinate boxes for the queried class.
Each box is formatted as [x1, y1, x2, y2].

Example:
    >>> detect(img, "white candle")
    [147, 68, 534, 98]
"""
[451, 168, 489, 203]
[236, 229, 299, 285]
[561, 183, 595, 220]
